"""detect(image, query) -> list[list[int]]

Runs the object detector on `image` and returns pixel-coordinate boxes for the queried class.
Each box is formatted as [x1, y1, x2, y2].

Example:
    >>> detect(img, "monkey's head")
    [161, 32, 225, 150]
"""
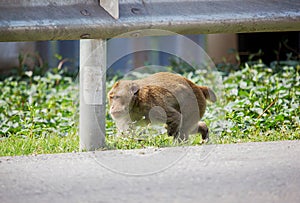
[108, 80, 139, 120]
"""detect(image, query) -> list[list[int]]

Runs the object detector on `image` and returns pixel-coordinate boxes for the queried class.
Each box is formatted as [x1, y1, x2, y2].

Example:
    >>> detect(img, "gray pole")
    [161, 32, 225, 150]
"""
[79, 39, 106, 151]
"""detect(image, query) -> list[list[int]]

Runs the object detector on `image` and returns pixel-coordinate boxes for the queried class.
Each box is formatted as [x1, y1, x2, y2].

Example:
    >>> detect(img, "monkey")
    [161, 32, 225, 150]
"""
[108, 72, 216, 142]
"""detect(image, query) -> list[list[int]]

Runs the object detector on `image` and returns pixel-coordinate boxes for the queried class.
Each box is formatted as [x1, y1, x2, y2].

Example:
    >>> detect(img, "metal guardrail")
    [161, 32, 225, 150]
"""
[0, 0, 300, 42]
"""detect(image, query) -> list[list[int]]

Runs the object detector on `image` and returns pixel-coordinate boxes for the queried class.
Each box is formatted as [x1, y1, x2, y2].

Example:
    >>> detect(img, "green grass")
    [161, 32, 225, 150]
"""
[0, 61, 300, 156]
[0, 133, 79, 156]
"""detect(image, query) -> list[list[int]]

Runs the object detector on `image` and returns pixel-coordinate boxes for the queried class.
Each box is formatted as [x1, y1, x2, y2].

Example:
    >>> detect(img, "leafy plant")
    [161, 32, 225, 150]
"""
[0, 59, 299, 156]
[213, 62, 300, 143]
[0, 70, 79, 156]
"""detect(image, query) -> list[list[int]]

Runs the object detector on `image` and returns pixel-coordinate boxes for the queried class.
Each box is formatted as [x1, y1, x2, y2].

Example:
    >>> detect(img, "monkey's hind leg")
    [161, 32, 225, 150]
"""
[197, 121, 209, 143]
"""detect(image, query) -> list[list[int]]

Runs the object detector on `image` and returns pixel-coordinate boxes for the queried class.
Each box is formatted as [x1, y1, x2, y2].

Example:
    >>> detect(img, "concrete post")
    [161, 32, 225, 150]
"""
[79, 39, 106, 151]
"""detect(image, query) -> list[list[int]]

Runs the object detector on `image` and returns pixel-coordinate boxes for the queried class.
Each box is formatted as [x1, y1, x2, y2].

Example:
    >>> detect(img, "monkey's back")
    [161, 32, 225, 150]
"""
[135, 72, 207, 119]
[136, 72, 191, 90]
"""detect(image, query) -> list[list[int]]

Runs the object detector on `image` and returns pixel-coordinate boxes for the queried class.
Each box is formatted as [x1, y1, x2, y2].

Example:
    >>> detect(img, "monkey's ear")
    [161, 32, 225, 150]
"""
[131, 83, 139, 95]
[112, 81, 119, 88]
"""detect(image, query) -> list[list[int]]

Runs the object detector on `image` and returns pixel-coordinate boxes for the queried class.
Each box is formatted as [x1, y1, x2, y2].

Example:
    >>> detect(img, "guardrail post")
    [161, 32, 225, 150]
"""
[80, 39, 106, 151]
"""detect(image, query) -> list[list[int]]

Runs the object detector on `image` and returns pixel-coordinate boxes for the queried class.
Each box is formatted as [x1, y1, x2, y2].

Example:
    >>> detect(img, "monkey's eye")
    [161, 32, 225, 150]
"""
[112, 95, 120, 99]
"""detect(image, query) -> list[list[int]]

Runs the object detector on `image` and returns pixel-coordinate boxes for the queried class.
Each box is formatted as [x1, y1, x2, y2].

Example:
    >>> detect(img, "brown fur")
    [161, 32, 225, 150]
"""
[108, 72, 216, 141]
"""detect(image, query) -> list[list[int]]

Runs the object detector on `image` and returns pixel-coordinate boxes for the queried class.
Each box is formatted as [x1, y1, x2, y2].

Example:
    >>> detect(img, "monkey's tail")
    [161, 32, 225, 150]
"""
[199, 86, 217, 102]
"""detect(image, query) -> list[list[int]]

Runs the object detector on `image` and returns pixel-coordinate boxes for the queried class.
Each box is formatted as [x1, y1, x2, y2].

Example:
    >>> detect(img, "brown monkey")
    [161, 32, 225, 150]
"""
[108, 72, 216, 142]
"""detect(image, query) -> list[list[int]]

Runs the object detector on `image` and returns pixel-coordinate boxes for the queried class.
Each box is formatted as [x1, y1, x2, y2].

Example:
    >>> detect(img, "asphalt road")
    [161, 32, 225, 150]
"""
[1, 140, 300, 203]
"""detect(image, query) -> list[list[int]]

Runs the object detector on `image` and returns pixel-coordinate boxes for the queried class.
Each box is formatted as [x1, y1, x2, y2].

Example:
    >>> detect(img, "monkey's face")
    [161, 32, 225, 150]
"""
[108, 80, 139, 120]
